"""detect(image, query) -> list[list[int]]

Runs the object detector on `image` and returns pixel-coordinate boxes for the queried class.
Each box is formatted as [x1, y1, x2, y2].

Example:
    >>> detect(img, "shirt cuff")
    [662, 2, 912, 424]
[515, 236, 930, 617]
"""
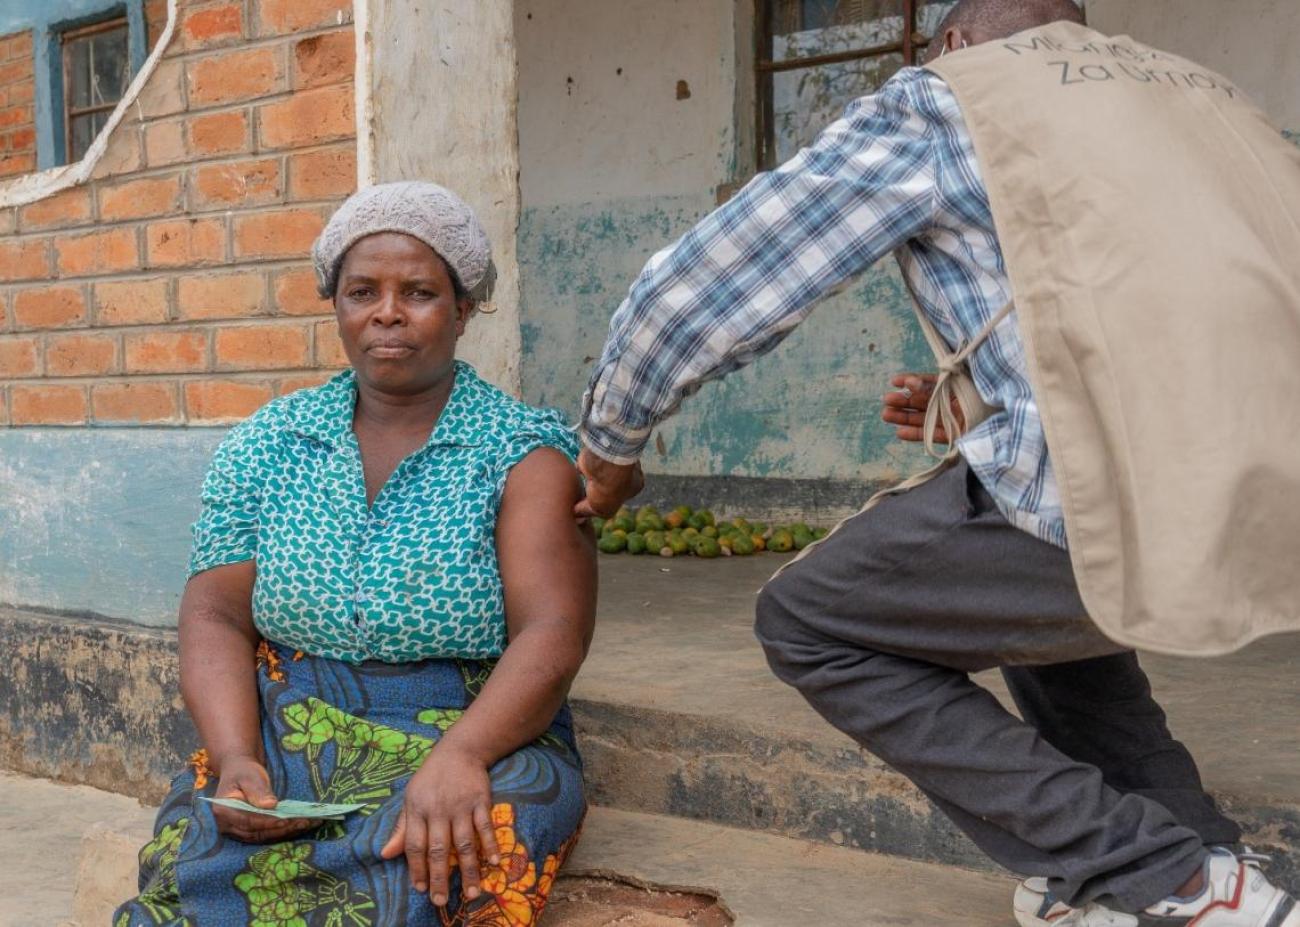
[578, 423, 647, 466]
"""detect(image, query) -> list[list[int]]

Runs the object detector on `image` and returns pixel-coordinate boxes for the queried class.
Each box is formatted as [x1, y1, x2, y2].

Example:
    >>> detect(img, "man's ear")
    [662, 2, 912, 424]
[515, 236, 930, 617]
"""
[927, 26, 966, 63]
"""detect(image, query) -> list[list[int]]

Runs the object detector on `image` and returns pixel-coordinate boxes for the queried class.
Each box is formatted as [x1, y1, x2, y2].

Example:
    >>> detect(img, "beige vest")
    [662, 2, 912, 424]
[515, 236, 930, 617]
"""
[916, 22, 1300, 656]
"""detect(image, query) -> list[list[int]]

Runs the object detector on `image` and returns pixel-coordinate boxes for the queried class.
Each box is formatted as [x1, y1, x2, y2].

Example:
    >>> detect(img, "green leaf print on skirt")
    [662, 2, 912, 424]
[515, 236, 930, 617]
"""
[234, 843, 377, 927]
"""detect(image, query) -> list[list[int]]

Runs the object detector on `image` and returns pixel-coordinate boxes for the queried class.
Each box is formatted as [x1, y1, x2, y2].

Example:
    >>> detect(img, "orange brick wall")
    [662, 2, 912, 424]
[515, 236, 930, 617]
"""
[0, 0, 357, 426]
[0, 30, 36, 179]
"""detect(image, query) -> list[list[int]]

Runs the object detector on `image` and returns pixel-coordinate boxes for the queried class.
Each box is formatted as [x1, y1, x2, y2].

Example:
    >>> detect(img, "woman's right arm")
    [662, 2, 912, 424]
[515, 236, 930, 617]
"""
[180, 561, 318, 843]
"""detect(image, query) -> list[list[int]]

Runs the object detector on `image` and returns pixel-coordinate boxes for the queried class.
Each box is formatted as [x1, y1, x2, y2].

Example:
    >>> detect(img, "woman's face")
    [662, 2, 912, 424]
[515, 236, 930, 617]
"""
[333, 232, 472, 396]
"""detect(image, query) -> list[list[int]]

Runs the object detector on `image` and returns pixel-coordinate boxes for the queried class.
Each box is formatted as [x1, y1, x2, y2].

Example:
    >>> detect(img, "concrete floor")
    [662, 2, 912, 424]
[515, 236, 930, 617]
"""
[577, 555, 1300, 807]
[0, 771, 1017, 926]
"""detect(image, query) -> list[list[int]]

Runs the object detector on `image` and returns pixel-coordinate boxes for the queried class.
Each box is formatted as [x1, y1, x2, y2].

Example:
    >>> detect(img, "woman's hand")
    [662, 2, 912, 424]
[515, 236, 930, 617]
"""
[211, 754, 318, 844]
[380, 745, 501, 908]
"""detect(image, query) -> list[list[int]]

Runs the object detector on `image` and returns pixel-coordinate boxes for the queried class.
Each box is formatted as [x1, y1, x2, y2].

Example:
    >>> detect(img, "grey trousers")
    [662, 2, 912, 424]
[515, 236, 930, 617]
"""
[755, 460, 1237, 913]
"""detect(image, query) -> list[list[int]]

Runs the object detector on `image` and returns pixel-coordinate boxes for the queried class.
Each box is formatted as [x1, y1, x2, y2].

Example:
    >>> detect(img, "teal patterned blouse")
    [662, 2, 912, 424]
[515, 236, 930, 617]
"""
[188, 361, 578, 664]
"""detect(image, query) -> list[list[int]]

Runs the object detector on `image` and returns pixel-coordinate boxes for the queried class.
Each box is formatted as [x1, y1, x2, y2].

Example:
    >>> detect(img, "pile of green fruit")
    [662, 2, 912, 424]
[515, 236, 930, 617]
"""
[592, 505, 829, 559]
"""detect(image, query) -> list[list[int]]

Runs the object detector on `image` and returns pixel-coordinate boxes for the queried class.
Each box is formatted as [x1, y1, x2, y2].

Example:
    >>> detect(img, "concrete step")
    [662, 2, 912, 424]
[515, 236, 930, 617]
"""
[572, 558, 1300, 891]
[0, 771, 1016, 927]
[2, 556, 1298, 894]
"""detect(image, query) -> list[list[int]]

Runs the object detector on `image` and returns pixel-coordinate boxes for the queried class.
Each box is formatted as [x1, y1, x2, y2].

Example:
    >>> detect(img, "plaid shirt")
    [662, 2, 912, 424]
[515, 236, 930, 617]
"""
[580, 67, 1068, 548]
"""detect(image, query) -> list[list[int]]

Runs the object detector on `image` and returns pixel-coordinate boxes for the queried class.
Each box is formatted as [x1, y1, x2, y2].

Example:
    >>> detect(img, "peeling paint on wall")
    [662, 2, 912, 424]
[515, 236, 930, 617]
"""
[0, 430, 222, 626]
[517, 195, 937, 482]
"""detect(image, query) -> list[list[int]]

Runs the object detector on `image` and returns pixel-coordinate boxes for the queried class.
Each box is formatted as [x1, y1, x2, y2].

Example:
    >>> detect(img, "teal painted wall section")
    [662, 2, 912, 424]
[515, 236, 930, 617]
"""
[517, 194, 936, 483]
[0, 429, 224, 627]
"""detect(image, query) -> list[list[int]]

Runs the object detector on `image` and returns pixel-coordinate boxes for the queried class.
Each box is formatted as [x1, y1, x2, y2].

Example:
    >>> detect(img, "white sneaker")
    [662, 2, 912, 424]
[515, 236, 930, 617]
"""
[1140, 848, 1299, 926]
[1014, 877, 1138, 926]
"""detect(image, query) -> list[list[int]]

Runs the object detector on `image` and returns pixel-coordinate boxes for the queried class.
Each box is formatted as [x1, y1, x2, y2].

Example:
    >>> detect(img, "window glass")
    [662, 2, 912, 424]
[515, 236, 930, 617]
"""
[63, 19, 131, 163]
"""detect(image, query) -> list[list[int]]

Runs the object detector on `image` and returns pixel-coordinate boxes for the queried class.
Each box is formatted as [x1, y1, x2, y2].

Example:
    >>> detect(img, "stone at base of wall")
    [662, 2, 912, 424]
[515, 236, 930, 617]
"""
[631, 474, 891, 525]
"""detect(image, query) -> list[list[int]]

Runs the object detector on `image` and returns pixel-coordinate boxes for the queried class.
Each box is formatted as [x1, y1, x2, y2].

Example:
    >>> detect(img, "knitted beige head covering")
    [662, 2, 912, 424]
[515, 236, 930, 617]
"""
[312, 181, 496, 302]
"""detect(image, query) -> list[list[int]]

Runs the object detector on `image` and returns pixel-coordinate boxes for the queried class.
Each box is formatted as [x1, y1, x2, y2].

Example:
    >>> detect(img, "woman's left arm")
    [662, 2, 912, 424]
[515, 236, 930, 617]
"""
[382, 446, 596, 907]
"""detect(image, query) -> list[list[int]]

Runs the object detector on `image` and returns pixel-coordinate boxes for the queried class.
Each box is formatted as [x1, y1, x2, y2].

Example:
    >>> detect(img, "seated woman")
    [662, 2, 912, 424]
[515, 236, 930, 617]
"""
[116, 182, 595, 927]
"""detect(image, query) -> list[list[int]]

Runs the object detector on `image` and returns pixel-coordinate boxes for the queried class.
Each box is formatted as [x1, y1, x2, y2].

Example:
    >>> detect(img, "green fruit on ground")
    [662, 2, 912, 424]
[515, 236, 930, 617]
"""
[767, 529, 795, 553]
[813, 527, 829, 540]
[673, 505, 693, 519]
[611, 515, 635, 533]
[663, 511, 685, 529]
[690, 509, 715, 528]
[701, 525, 719, 539]
[718, 534, 734, 550]
[751, 534, 767, 551]
[682, 527, 699, 540]
[616, 506, 632, 520]
[636, 513, 665, 532]
[626, 532, 648, 555]
[643, 531, 667, 553]
[692, 536, 722, 558]
[731, 535, 756, 555]
[597, 534, 627, 554]
[793, 531, 814, 551]
[668, 534, 690, 554]
[751, 521, 768, 537]
[730, 518, 752, 533]
[590, 517, 606, 536]
[636, 504, 659, 519]
[790, 522, 811, 536]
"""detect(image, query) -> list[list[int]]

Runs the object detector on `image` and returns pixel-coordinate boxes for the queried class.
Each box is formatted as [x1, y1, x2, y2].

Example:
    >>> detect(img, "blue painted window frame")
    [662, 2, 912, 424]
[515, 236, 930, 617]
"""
[30, 0, 147, 169]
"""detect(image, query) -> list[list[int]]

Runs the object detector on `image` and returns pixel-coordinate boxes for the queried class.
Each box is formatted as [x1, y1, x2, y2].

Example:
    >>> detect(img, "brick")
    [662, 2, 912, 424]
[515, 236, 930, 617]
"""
[215, 323, 310, 369]
[184, 378, 272, 422]
[12, 286, 86, 329]
[90, 124, 142, 178]
[257, 84, 354, 150]
[0, 387, 7, 425]
[191, 157, 281, 209]
[293, 30, 355, 89]
[313, 318, 348, 366]
[0, 336, 38, 377]
[94, 277, 171, 326]
[143, 119, 186, 167]
[44, 331, 118, 377]
[98, 175, 183, 221]
[257, 0, 353, 35]
[18, 188, 93, 230]
[0, 62, 29, 86]
[0, 238, 51, 281]
[187, 47, 283, 107]
[11, 384, 87, 424]
[8, 79, 33, 105]
[124, 329, 208, 373]
[277, 371, 335, 394]
[287, 145, 355, 201]
[7, 32, 33, 60]
[92, 381, 179, 423]
[233, 208, 324, 260]
[135, 57, 184, 119]
[177, 271, 265, 319]
[146, 218, 225, 268]
[182, 2, 243, 49]
[0, 152, 36, 177]
[0, 208, 15, 235]
[56, 228, 139, 275]
[272, 266, 327, 315]
[188, 109, 250, 157]
[0, 105, 32, 129]
[9, 126, 35, 149]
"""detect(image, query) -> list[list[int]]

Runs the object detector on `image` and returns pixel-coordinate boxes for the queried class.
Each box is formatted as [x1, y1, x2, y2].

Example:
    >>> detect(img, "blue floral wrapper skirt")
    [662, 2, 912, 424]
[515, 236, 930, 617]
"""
[114, 641, 586, 926]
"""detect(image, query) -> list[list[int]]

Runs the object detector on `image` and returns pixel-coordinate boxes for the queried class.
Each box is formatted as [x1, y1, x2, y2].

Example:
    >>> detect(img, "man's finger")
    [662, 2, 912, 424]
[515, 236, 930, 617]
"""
[452, 815, 482, 902]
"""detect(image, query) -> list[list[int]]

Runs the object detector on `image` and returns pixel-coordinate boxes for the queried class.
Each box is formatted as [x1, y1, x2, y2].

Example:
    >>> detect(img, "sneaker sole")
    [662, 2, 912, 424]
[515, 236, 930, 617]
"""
[1135, 894, 1298, 927]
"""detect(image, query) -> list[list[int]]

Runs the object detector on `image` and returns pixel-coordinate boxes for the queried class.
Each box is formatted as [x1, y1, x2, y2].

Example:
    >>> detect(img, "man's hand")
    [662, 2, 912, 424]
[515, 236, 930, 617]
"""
[574, 447, 644, 519]
[881, 373, 964, 444]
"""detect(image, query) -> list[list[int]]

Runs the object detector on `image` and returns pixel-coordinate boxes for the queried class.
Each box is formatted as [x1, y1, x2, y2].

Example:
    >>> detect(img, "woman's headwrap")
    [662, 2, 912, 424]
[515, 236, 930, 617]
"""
[311, 181, 497, 303]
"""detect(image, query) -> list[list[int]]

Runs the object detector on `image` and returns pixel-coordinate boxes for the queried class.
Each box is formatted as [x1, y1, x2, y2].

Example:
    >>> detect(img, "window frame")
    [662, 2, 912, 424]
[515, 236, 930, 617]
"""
[754, 0, 933, 171]
[61, 16, 132, 165]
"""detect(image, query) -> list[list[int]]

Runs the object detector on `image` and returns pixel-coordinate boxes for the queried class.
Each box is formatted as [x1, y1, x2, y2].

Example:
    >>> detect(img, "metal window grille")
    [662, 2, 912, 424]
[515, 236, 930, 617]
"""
[62, 17, 131, 164]
[756, 0, 937, 170]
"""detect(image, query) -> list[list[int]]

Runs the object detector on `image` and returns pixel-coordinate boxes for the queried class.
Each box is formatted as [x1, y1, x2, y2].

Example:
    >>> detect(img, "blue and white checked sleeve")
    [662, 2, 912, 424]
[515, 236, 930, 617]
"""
[580, 70, 940, 463]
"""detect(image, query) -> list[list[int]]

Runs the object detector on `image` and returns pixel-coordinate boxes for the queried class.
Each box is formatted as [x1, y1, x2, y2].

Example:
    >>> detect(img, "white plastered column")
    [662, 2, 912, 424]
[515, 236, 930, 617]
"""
[358, 0, 524, 394]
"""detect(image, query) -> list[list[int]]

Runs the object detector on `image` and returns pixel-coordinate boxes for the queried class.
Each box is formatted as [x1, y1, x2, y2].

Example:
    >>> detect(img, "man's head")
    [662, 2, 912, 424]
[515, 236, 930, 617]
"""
[925, 0, 1085, 62]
